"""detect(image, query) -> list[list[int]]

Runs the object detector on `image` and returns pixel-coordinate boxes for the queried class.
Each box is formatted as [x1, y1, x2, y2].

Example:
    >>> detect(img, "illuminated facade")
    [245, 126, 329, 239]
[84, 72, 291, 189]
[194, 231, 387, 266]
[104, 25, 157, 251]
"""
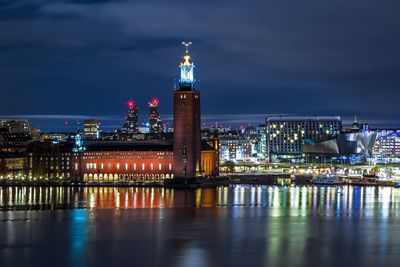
[83, 119, 99, 139]
[25, 139, 218, 182]
[122, 100, 139, 134]
[372, 130, 400, 163]
[7, 43, 219, 182]
[266, 116, 342, 162]
[219, 137, 252, 162]
[173, 42, 202, 179]
[148, 98, 163, 134]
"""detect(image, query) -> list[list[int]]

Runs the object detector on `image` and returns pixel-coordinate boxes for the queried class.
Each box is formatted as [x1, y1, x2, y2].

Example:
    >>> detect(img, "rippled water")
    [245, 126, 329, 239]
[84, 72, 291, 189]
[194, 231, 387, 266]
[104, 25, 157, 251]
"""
[1, 185, 400, 267]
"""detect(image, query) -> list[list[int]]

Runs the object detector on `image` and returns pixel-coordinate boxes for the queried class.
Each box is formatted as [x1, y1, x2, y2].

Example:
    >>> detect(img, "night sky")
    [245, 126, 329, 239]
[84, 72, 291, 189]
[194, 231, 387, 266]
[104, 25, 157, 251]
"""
[1, 0, 399, 131]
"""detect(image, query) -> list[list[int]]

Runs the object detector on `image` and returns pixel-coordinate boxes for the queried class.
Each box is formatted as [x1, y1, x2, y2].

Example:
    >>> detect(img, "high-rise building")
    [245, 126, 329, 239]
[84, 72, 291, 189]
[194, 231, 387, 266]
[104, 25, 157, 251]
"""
[173, 42, 202, 179]
[148, 98, 163, 134]
[83, 119, 99, 139]
[122, 100, 139, 134]
[266, 116, 342, 162]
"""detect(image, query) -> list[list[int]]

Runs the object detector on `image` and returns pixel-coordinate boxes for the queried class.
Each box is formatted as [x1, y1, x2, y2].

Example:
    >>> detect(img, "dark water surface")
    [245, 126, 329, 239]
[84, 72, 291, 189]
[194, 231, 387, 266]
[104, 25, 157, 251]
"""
[1, 185, 400, 267]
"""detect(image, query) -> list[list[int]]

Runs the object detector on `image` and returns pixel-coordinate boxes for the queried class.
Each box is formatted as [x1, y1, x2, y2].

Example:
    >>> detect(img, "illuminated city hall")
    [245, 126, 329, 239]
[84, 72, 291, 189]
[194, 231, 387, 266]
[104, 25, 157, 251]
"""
[25, 43, 219, 183]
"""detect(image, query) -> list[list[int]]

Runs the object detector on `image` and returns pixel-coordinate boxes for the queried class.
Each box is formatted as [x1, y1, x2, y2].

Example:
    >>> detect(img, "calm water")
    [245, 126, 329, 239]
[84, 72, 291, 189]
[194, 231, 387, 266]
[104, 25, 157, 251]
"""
[1, 185, 400, 267]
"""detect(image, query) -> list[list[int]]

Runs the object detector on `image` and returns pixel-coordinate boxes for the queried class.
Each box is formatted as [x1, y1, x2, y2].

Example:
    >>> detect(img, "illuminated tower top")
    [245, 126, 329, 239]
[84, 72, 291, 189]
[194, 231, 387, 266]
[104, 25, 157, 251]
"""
[179, 41, 195, 90]
[122, 99, 139, 134]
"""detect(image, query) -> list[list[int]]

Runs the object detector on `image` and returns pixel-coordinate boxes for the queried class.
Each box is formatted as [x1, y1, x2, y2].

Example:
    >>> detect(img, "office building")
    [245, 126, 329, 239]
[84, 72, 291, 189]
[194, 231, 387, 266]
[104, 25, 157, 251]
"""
[266, 116, 342, 162]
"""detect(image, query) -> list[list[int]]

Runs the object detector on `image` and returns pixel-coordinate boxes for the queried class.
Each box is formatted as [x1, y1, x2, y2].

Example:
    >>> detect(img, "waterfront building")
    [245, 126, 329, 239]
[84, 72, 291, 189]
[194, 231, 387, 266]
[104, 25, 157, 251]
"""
[148, 98, 163, 134]
[219, 136, 252, 162]
[372, 130, 400, 164]
[14, 43, 219, 182]
[173, 42, 202, 179]
[303, 132, 377, 165]
[266, 116, 342, 162]
[83, 119, 99, 139]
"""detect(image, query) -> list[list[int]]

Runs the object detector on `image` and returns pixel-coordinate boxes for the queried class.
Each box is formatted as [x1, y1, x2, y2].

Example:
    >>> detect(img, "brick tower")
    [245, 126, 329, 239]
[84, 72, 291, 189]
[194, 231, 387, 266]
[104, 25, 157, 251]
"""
[173, 42, 201, 180]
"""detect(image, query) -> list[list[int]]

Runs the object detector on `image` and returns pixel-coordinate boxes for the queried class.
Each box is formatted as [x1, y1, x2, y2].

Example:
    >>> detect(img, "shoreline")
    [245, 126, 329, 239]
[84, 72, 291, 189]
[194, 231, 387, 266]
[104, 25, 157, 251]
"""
[0, 175, 396, 188]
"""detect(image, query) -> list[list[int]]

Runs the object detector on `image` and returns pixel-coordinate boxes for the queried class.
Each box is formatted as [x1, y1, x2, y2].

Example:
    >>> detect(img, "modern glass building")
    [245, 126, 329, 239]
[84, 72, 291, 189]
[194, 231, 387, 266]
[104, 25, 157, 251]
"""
[266, 116, 342, 162]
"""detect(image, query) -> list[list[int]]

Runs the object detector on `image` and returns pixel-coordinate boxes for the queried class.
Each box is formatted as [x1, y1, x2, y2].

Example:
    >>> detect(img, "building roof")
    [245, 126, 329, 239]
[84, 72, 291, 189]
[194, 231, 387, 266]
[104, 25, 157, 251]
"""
[84, 141, 173, 152]
[266, 116, 341, 122]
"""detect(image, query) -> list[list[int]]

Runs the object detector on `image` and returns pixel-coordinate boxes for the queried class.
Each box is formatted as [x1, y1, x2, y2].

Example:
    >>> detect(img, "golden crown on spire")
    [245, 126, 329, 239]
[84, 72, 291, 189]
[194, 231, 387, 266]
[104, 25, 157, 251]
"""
[181, 42, 193, 66]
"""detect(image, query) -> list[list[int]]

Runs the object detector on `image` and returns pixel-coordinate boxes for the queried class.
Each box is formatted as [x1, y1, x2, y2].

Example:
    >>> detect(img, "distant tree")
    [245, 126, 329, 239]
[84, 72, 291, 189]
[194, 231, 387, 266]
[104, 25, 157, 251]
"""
[222, 161, 235, 173]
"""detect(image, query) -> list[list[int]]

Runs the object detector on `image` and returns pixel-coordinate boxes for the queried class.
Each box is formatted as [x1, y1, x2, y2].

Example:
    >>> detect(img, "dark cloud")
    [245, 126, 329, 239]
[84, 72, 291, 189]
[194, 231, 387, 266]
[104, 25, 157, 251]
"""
[0, 0, 399, 131]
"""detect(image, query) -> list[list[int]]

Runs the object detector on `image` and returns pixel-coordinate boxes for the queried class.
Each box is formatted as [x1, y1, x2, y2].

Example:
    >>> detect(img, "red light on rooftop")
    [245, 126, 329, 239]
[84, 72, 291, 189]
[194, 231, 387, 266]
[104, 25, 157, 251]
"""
[149, 97, 159, 106]
[127, 100, 135, 109]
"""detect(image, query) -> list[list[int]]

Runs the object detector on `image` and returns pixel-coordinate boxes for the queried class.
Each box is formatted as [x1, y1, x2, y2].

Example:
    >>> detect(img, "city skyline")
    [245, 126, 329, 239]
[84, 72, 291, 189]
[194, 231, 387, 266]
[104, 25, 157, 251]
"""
[1, 0, 399, 131]
[2, 2, 400, 267]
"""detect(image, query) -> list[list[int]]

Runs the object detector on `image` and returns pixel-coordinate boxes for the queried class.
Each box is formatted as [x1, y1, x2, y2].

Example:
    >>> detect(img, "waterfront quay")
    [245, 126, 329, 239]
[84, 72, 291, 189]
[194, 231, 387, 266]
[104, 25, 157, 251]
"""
[0, 173, 397, 188]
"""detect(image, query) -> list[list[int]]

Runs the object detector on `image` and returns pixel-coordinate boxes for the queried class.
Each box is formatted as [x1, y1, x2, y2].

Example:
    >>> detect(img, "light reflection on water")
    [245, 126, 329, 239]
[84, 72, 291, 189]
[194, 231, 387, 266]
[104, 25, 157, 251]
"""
[1, 185, 400, 217]
[1, 185, 400, 267]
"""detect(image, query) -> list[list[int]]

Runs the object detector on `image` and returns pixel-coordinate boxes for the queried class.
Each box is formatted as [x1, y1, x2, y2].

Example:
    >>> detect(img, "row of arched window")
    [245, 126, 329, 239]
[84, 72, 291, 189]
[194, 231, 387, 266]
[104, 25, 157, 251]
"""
[83, 173, 173, 182]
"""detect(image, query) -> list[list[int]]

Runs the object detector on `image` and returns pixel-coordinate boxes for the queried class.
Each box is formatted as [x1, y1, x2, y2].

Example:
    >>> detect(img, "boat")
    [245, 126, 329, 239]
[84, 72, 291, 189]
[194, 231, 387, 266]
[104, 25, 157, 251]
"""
[312, 176, 344, 185]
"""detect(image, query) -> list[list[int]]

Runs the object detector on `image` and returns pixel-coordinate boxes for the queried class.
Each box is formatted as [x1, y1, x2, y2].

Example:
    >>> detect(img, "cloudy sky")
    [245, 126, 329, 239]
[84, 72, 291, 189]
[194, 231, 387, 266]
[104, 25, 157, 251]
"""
[0, 0, 399, 131]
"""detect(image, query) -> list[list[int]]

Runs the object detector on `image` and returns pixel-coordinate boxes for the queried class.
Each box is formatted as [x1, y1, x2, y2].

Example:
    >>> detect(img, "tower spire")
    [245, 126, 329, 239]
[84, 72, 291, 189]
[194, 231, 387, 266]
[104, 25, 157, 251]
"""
[179, 42, 195, 90]
[182, 41, 192, 53]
